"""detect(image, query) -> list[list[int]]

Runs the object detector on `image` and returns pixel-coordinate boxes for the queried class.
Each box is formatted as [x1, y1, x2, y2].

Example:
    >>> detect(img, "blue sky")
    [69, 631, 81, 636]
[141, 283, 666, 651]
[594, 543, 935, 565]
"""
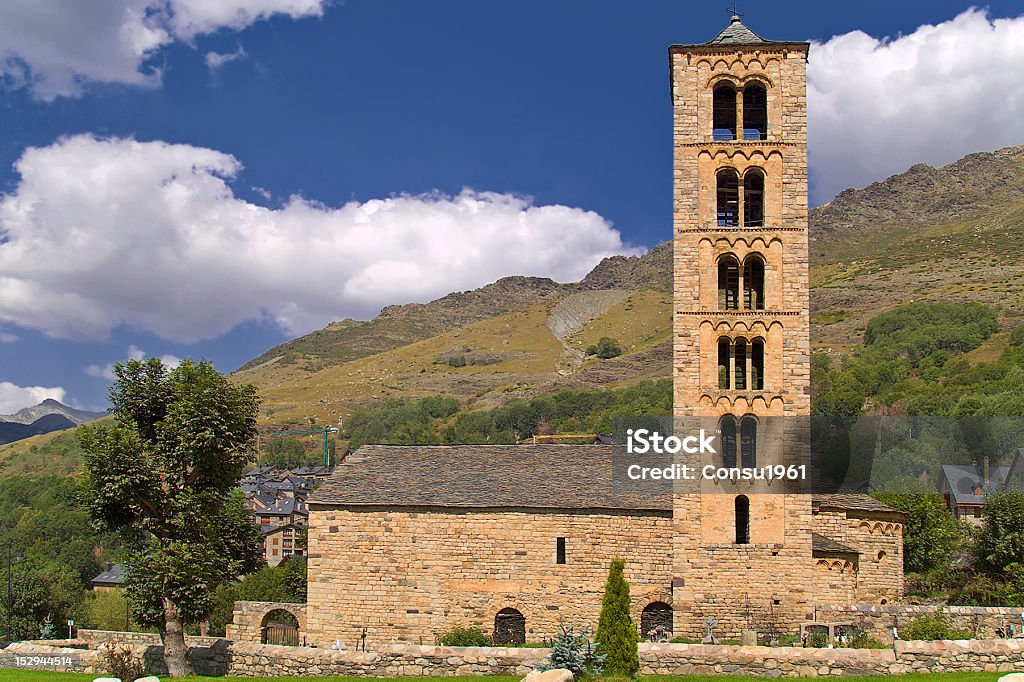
[1, 0, 1023, 412]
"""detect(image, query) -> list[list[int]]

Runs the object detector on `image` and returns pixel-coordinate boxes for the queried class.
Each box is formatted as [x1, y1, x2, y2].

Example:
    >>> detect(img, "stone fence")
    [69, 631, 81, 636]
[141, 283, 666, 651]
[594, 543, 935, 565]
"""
[2, 636, 1023, 677]
[75, 629, 222, 647]
[816, 604, 1024, 641]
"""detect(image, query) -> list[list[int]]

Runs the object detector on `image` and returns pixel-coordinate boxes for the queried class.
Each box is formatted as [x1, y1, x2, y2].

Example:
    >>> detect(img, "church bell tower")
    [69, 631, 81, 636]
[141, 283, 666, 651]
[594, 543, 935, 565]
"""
[669, 15, 814, 637]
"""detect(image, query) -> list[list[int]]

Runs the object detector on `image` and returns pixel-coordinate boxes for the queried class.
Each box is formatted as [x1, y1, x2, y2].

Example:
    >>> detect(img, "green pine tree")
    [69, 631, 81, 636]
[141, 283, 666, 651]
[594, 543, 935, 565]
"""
[595, 558, 639, 677]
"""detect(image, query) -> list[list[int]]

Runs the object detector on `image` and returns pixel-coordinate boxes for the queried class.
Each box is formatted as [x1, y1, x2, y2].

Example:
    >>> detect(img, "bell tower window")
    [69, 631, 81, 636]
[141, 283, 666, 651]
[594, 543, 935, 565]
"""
[713, 83, 737, 140]
[718, 256, 740, 310]
[742, 84, 767, 140]
[743, 170, 764, 227]
[717, 169, 739, 227]
[743, 256, 765, 310]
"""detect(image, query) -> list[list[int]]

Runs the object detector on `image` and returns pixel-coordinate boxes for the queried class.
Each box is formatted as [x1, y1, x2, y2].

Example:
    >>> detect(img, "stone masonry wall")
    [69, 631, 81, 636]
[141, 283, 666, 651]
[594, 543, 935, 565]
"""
[306, 507, 674, 649]
[815, 604, 1024, 642]
[226, 601, 308, 643]
[5, 639, 1024, 678]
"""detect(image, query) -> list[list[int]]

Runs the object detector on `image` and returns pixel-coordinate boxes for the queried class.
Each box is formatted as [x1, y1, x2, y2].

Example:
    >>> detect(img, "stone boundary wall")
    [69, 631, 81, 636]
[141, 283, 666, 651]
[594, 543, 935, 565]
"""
[74, 629, 222, 647]
[3, 638, 1023, 677]
[816, 604, 1024, 641]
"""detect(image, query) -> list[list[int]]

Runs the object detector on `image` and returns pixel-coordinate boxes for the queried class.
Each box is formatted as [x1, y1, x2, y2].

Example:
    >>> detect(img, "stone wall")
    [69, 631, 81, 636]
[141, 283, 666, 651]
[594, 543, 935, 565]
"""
[306, 507, 674, 649]
[75, 628, 222, 647]
[813, 509, 904, 604]
[4, 638, 1024, 678]
[816, 604, 1024, 641]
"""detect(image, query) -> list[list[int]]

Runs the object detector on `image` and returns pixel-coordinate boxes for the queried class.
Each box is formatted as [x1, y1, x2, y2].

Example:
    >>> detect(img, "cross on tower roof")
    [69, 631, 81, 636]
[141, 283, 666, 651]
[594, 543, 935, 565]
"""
[727, 3, 742, 21]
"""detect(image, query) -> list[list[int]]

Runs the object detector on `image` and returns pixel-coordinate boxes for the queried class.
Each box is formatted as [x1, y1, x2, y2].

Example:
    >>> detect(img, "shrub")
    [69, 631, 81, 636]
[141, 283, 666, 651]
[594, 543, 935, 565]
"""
[595, 559, 639, 677]
[540, 626, 604, 679]
[1010, 324, 1024, 347]
[100, 645, 145, 681]
[849, 627, 888, 649]
[808, 631, 827, 648]
[435, 626, 491, 647]
[595, 337, 623, 360]
[901, 613, 972, 640]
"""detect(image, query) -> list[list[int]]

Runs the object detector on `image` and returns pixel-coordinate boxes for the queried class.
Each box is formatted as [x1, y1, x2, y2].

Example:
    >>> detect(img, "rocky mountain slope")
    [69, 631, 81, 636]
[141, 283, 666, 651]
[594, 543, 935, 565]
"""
[0, 398, 106, 425]
[234, 146, 1024, 428]
[0, 399, 106, 446]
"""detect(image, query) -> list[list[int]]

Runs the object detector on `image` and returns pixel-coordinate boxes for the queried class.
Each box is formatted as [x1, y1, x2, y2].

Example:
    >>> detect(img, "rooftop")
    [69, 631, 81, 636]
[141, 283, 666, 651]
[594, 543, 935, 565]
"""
[670, 15, 810, 51]
[310, 444, 901, 516]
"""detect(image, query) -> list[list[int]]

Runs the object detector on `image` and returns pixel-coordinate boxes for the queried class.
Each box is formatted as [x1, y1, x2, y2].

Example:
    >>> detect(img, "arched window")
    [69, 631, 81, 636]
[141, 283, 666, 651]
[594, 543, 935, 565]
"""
[740, 417, 757, 468]
[641, 602, 673, 640]
[720, 415, 737, 468]
[743, 170, 764, 227]
[734, 339, 747, 390]
[718, 338, 731, 389]
[751, 339, 764, 390]
[713, 83, 737, 140]
[716, 169, 739, 227]
[743, 255, 765, 310]
[493, 607, 526, 645]
[718, 256, 739, 310]
[743, 83, 767, 140]
[735, 495, 750, 544]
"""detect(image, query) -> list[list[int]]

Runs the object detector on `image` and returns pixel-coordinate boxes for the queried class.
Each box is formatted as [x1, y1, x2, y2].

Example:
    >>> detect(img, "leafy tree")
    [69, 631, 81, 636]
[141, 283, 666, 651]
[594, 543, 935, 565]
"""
[874, 491, 965, 574]
[260, 437, 312, 469]
[594, 337, 623, 360]
[1010, 324, 1024, 347]
[84, 589, 134, 632]
[79, 359, 264, 677]
[975, 492, 1024, 574]
[595, 559, 639, 677]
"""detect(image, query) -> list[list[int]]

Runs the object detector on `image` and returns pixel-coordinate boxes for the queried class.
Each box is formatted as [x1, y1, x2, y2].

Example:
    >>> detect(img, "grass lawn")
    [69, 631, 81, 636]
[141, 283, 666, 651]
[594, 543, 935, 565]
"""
[0, 672, 1006, 682]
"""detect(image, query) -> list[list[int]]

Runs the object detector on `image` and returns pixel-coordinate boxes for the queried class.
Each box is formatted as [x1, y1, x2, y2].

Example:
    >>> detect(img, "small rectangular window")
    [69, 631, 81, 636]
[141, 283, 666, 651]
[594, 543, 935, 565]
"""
[556, 537, 567, 564]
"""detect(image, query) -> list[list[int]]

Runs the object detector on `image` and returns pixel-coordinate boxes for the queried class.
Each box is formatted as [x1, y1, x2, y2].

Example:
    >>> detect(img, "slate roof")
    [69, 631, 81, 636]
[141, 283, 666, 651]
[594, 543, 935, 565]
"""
[309, 444, 670, 512]
[812, 492, 902, 517]
[90, 563, 126, 587]
[670, 16, 809, 50]
[812, 533, 858, 556]
[939, 464, 1011, 505]
[309, 444, 906, 517]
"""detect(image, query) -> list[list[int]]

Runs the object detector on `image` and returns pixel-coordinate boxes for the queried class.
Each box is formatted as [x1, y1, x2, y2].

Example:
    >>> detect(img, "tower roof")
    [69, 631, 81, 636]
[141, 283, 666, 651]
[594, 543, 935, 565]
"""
[669, 15, 810, 51]
[708, 15, 768, 46]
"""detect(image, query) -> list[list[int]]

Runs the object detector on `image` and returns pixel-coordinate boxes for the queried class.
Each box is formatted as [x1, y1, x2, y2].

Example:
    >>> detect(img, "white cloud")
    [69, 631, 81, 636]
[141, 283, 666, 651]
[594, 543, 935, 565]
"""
[0, 0, 326, 100]
[86, 344, 183, 380]
[0, 381, 66, 414]
[808, 8, 1024, 204]
[0, 332, 15, 343]
[205, 45, 247, 71]
[0, 134, 635, 343]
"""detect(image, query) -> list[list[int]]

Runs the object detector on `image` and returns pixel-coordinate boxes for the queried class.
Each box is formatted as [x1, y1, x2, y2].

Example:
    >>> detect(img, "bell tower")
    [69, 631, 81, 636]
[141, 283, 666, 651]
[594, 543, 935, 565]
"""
[669, 16, 814, 637]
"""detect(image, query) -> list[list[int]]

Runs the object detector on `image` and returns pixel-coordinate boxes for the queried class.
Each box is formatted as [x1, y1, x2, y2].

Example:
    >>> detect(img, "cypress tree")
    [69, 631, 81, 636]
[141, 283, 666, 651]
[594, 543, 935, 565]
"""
[595, 558, 640, 677]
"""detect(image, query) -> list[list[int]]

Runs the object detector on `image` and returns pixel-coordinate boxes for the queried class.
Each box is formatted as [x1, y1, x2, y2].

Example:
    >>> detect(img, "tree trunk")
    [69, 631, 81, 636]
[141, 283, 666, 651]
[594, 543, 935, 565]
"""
[161, 596, 193, 677]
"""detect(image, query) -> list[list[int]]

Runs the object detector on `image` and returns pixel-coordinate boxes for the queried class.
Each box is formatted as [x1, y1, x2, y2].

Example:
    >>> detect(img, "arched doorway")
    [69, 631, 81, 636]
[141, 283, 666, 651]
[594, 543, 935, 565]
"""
[493, 607, 526, 645]
[641, 602, 673, 640]
[261, 608, 300, 646]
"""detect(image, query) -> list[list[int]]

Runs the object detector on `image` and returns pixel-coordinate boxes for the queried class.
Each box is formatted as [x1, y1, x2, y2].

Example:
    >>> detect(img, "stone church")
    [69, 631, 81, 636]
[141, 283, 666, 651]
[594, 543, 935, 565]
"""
[303, 16, 905, 648]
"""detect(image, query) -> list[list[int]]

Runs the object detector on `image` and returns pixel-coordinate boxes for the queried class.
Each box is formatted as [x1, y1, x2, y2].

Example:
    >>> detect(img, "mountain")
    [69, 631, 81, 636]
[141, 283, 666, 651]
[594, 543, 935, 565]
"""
[0, 400, 107, 447]
[808, 145, 1024, 352]
[0, 398, 107, 425]
[234, 146, 1024, 428]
